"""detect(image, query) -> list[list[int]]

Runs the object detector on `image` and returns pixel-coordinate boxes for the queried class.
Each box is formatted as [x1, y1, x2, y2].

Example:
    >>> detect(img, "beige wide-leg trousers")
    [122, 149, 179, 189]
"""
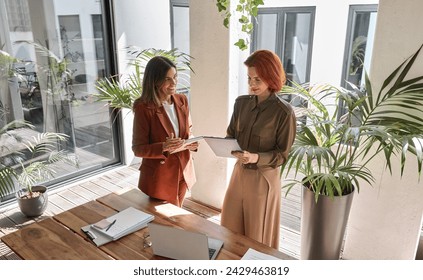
[221, 162, 281, 249]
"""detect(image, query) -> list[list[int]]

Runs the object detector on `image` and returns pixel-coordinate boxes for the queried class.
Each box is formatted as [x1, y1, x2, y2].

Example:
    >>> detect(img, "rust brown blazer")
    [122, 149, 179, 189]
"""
[132, 94, 196, 202]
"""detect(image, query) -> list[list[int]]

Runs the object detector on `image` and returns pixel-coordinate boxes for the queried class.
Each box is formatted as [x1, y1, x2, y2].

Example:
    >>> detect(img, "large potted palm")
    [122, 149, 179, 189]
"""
[280, 44, 423, 260]
[14, 131, 78, 217]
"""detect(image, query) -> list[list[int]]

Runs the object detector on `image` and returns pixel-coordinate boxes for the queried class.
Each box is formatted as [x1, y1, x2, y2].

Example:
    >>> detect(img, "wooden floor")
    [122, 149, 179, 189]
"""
[0, 164, 301, 260]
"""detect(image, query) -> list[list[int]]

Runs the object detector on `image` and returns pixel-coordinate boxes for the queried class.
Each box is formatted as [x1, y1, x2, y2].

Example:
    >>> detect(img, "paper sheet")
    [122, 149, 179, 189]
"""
[241, 248, 282, 260]
[203, 137, 241, 158]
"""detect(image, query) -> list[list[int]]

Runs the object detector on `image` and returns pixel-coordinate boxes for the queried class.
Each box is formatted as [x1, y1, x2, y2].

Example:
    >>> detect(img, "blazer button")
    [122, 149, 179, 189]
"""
[160, 160, 165, 164]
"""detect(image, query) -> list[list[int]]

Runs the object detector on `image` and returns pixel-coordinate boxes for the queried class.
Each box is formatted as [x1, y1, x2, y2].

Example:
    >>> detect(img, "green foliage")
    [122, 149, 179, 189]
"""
[94, 47, 193, 111]
[280, 44, 423, 202]
[0, 166, 16, 201]
[350, 36, 367, 75]
[0, 121, 79, 198]
[16, 132, 79, 194]
[215, 0, 264, 51]
[0, 49, 19, 78]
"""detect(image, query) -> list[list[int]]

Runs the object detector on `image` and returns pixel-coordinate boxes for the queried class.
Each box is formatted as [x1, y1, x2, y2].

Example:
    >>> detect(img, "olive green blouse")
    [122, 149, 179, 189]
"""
[226, 93, 297, 169]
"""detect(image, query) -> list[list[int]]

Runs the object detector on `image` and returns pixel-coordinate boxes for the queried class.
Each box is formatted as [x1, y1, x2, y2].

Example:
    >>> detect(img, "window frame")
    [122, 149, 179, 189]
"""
[170, 0, 189, 50]
[340, 4, 378, 90]
[251, 6, 316, 86]
[338, 4, 378, 120]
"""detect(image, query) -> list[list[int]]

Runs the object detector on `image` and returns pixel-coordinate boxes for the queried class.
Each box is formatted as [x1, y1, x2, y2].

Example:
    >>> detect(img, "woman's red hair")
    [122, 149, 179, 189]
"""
[244, 50, 286, 92]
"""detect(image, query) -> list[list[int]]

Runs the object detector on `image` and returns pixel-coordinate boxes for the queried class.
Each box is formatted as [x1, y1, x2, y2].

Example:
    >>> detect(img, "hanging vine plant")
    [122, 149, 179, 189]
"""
[215, 0, 264, 51]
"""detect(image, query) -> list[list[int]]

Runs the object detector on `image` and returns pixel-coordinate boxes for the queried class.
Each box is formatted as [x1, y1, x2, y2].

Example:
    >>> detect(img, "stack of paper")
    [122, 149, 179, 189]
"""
[81, 207, 154, 246]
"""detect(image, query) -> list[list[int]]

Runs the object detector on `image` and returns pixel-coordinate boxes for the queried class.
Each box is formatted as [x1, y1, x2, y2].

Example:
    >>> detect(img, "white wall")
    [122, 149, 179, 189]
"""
[188, 0, 234, 208]
[343, 0, 423, 259]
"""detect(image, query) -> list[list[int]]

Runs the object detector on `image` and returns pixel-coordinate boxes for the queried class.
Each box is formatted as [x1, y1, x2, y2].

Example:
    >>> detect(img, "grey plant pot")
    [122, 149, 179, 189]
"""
[16, 185, 48, 217]
[300, 184, 355, 260]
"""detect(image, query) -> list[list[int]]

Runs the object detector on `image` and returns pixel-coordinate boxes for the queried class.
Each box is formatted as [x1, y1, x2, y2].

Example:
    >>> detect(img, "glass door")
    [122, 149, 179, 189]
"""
[0, 0, 120, 201]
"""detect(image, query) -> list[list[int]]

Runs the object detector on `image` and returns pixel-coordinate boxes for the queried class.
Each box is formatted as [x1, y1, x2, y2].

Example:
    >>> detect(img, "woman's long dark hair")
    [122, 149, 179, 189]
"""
[139, 56, 177, 106]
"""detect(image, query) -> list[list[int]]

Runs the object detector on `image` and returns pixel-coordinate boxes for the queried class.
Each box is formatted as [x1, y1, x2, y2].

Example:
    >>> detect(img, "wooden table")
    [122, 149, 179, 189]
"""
[1, 189, 294, 260]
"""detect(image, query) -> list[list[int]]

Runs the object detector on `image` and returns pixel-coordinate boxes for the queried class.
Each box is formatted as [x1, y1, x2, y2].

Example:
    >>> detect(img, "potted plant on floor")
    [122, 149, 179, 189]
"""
[14, 131, 78, 217]
[0, 108, 78, 216]
[280, 44, 423, 260]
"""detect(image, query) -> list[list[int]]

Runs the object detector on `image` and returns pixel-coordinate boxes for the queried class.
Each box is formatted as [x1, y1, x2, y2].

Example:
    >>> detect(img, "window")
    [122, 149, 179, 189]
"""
[252, 7, 315, 91]
[4, 0, 31, 32]
[341, 5, 378, 90]
[170, 0, 190, 97]
[92, 14, 105, 61]
[338, 5, 377, 118]
[0, 0, 120, 202]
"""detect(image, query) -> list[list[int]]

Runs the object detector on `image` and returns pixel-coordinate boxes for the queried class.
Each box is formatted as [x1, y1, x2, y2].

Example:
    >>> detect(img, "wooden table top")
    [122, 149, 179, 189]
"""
[1, 189, 294, 260]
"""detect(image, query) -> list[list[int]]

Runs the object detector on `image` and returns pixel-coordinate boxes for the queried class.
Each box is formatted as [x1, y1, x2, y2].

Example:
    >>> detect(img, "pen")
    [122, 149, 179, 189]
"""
[105, 219, 116, 232]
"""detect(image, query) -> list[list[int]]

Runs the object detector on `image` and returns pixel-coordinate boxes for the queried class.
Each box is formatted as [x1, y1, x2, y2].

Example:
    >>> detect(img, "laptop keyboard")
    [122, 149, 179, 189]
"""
[208, 248, 216, 259]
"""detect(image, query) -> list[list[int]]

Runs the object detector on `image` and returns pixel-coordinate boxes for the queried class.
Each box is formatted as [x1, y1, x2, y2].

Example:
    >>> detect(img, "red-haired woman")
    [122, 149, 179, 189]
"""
[221, 50, 296, 249]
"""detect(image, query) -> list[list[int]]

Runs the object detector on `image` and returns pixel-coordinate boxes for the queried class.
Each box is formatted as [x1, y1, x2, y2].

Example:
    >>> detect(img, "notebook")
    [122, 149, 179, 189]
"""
[92, 207, 154, 240]
[81, 207, 154, 246]
[148, 223, 223, 260]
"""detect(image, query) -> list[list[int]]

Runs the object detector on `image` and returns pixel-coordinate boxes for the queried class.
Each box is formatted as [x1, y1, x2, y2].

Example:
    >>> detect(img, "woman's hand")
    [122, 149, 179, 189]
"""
[231, 150, 259, 164]
[163, 133, 184, 153]
[184, 141, 199, 151]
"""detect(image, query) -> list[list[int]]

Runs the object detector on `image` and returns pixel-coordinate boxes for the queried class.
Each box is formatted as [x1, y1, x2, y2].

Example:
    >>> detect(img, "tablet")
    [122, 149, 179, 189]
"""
[203, 137, 241, 158]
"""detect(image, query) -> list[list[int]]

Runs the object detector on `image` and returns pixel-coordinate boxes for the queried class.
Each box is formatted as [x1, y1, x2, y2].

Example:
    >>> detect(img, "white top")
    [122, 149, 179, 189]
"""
[162, 101, 179, 137]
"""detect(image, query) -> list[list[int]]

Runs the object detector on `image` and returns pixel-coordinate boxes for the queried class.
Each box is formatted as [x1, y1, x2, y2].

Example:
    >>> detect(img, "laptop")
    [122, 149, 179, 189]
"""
[148, 223, 223, 260]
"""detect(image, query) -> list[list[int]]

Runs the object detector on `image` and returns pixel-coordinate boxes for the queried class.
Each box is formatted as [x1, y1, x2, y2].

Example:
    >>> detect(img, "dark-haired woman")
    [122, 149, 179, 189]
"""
[221, 50, 296, 249]
[132, 56, 197, 207]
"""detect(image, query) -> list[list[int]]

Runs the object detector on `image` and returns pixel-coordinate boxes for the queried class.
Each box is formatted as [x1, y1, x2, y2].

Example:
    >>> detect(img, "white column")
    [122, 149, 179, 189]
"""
[343, 0, 423, 259]
[189, 0, 242, 209]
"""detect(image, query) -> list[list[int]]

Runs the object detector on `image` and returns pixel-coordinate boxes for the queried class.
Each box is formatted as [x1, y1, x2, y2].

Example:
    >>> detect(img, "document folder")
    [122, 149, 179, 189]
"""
[171, 136, 241, 158]
[202, 137, 242, 158]
[81, 207, 154, 246]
